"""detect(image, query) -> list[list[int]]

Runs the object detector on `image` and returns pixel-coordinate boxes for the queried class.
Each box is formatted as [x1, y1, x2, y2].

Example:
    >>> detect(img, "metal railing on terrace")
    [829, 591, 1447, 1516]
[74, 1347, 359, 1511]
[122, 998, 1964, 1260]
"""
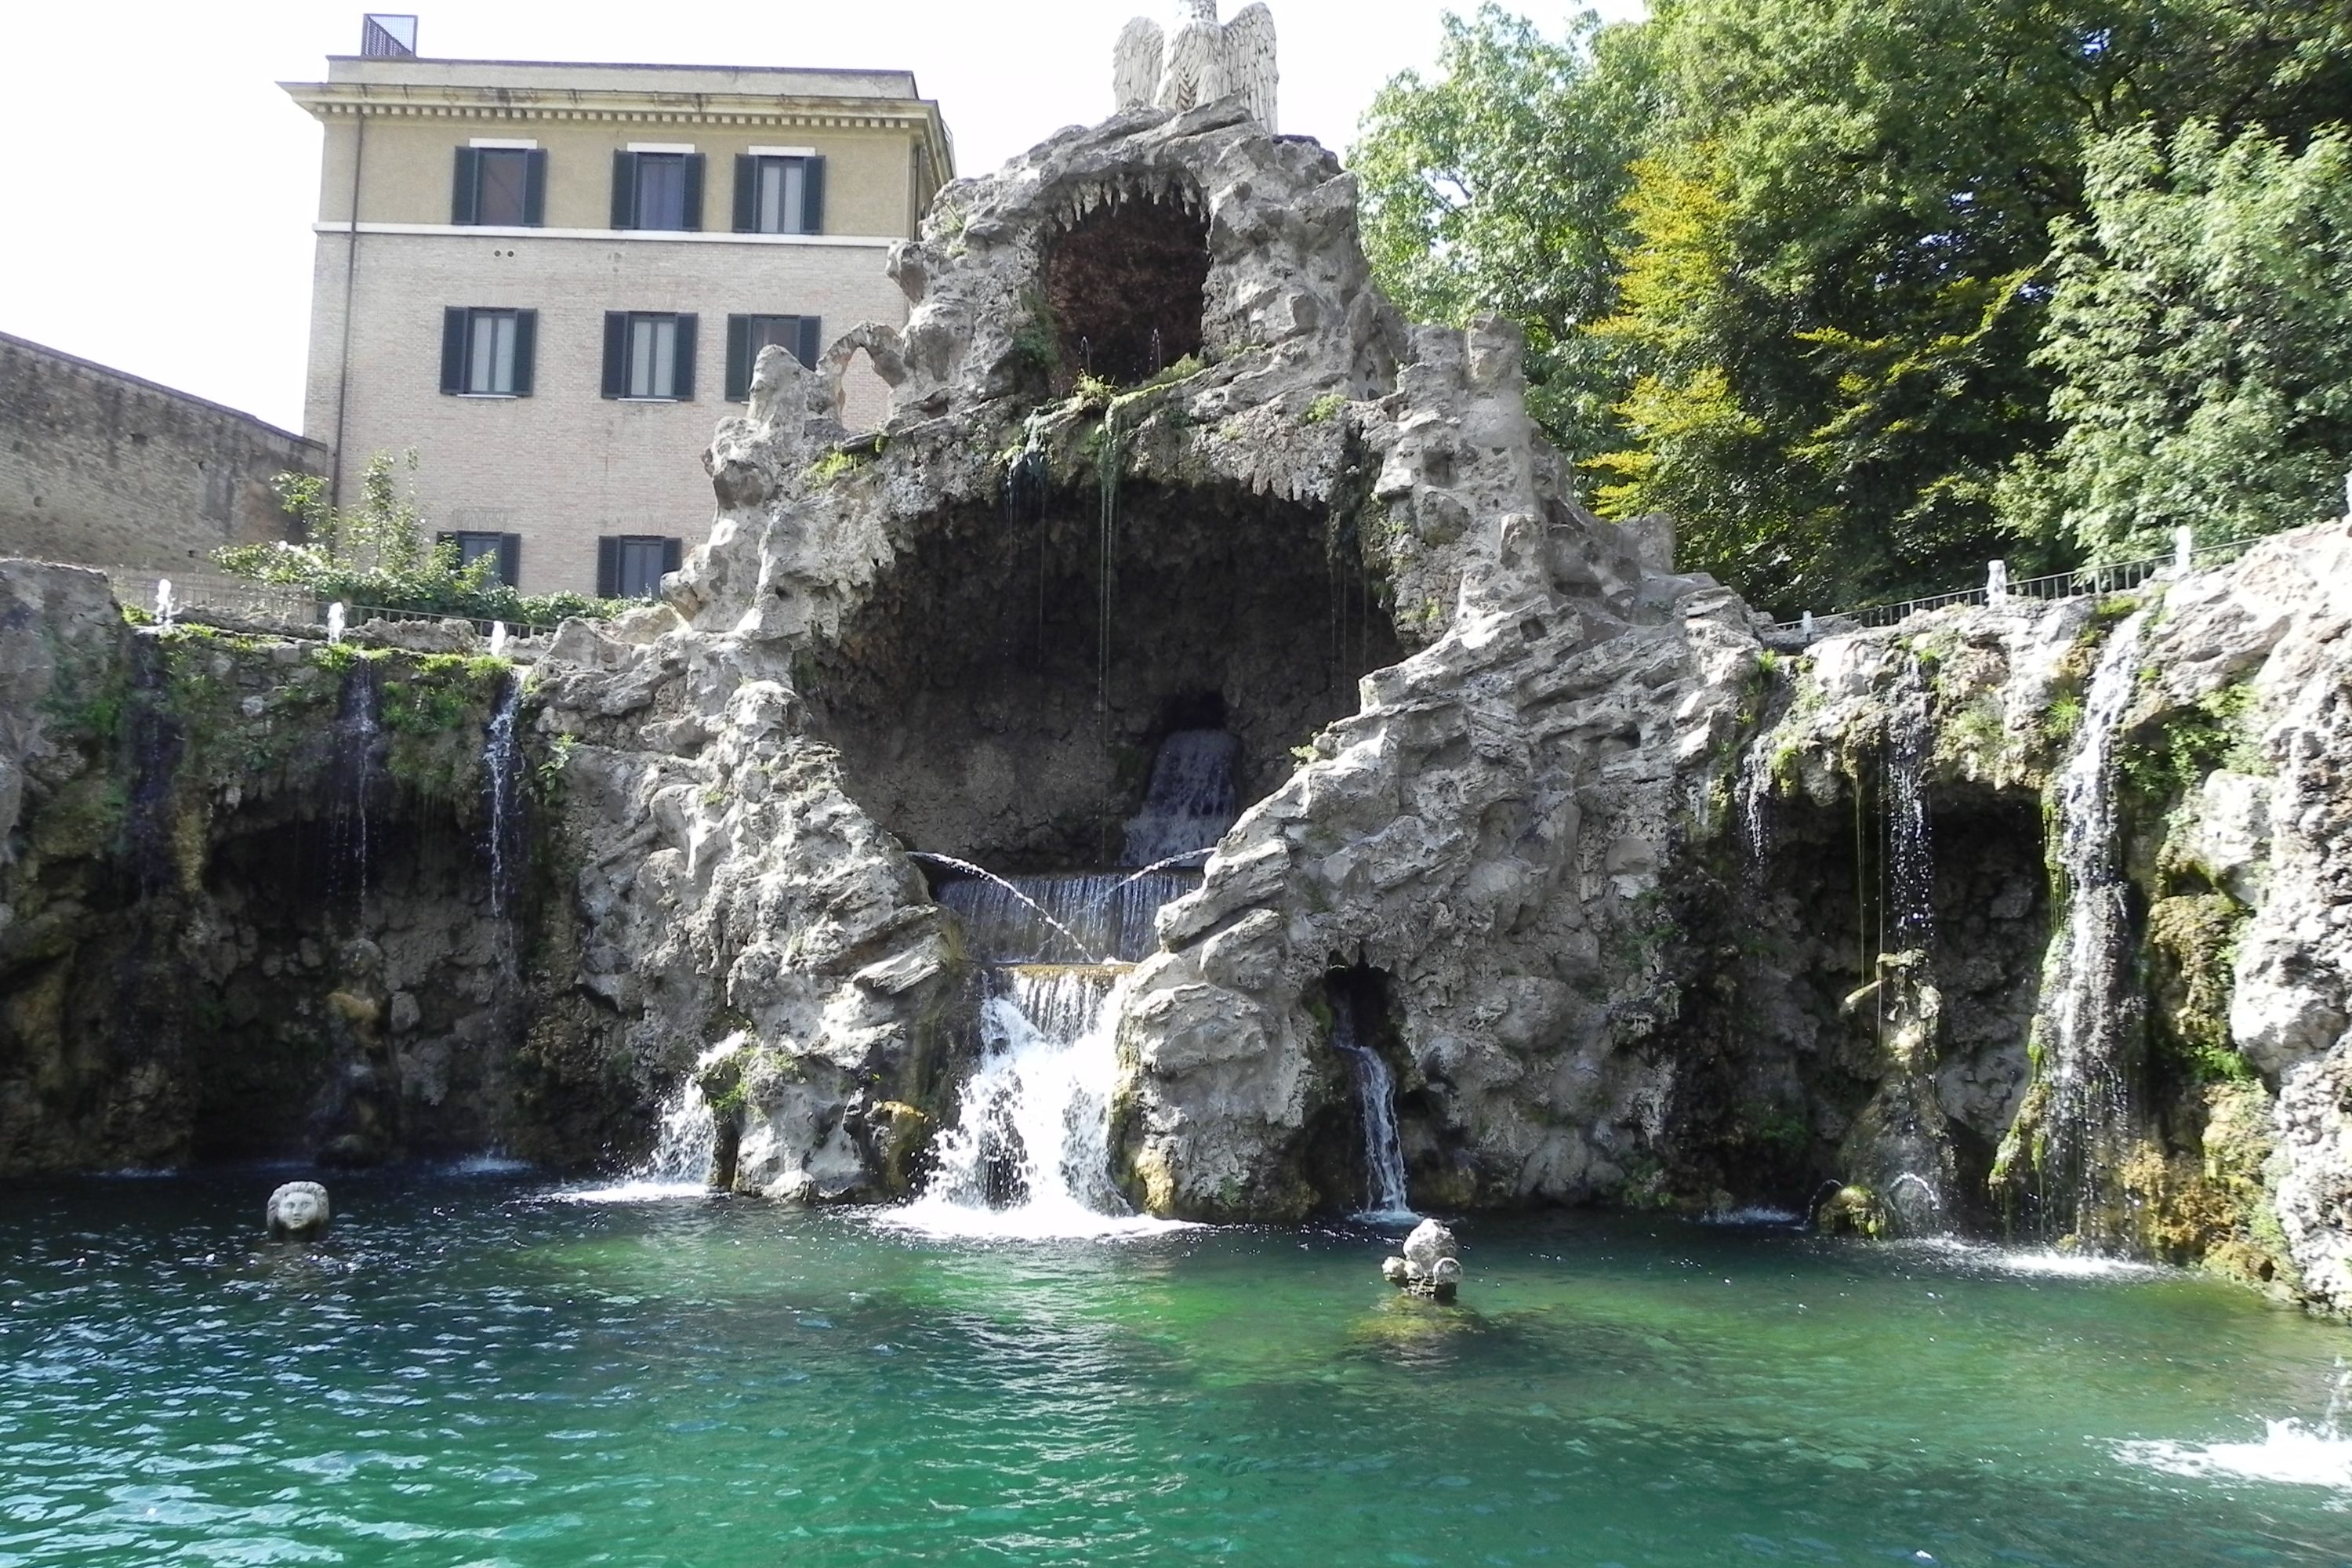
[106, 566, 572, 643]
[1766, 524, 2292, 638]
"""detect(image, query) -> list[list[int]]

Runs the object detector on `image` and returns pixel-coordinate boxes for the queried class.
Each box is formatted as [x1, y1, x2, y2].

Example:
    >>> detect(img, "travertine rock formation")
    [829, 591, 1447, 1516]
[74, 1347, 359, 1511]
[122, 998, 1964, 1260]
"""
[6, 100, 2350, 1319]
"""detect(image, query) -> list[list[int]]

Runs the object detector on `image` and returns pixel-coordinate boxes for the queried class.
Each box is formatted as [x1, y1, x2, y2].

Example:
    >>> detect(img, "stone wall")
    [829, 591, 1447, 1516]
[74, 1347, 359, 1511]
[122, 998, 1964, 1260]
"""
[0, 332, 324, 574]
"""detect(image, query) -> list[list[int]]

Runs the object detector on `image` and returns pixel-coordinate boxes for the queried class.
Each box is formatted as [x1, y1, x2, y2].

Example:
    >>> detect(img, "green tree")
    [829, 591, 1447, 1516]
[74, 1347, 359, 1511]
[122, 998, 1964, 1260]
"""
[1352, 5, 1653, 461]
[1359, 0, 2350, 615]
[2000, 122, 2352, 562]
[217, 450, 620, 626]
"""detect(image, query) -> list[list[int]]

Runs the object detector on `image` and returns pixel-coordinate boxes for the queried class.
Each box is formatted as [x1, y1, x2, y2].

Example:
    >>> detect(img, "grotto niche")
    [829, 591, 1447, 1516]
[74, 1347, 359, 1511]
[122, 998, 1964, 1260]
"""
[1669, 768, 2053, 1232]
[797, 475, 1400, 870]
[1041, 187, 1211, 388]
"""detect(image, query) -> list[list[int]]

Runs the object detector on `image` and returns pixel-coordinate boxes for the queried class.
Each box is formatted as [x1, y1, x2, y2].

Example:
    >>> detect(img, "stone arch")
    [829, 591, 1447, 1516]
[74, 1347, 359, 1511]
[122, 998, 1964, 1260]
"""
[817, 322, 910, 430]
[1042, 187, 1211, 387]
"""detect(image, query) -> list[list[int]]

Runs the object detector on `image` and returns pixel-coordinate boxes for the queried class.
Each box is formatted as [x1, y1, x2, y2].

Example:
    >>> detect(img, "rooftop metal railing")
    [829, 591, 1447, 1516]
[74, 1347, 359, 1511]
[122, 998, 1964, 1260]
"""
[1766, 526, 2286, 637]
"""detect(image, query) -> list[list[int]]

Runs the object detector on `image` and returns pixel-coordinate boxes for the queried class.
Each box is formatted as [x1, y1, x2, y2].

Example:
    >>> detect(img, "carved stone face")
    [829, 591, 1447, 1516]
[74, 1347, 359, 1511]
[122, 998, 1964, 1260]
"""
[267, 1181, 331, 1240]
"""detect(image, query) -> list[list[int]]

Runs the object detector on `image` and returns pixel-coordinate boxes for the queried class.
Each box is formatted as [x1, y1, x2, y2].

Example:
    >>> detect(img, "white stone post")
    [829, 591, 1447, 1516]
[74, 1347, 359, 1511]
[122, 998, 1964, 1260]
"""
[2174, 525, 2195, 573]
[1800, 610, 1816, 638]
[1986, 559, 2008, 604]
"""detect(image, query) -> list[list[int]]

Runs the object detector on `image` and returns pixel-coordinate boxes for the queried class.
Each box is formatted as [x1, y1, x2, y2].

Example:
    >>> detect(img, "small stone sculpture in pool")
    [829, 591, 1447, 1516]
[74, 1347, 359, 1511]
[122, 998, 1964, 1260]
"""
[266, 1181, 332, 1242]
[1381, 1218, 1461, 1302]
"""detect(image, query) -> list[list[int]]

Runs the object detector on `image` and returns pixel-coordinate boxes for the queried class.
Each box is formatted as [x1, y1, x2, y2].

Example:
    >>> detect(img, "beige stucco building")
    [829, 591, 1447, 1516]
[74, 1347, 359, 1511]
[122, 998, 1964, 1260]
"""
[285, 39, 951, 598]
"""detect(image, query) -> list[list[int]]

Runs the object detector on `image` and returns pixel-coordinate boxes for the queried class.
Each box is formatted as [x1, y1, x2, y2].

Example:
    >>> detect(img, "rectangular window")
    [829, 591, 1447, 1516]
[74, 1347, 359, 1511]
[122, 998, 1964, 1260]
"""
[597, 535, 683, 599]
[475, 149, 531, 224]
[452, 146, 545, 226]
[470, 311, 518, 394]
[636, 154, 686, 229]
[628, 315, 676, 397]
[724, 314, 824, 401]
[437, 530, 521, 587]
[439, 307, 537, 397]
[601, 312, 698, 401]
[612, 150, 704, 231]
[733, 153, 826, 235]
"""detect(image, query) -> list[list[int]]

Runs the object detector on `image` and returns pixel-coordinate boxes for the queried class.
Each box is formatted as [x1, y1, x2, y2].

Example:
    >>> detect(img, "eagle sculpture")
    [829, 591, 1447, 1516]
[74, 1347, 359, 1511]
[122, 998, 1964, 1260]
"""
[1114, 1, 1279, 133]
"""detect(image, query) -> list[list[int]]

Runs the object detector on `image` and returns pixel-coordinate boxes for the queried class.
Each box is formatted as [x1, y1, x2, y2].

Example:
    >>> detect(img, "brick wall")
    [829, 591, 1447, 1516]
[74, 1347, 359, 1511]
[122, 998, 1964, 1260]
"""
[0, 332, 325, 573]
[304, 229, 906, 597]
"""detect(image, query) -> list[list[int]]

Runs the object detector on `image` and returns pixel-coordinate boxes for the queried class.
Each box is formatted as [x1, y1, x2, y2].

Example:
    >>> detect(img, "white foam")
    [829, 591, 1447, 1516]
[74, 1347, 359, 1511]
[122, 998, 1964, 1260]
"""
[1898, 1238, 2168, 1279]
[446, 1153, 532, 1176]
[2116, 1421, 2352, 1489]
[1702, 1206, 1803, 1226]
[556, 1179, 712, 1204]
[869, 1197, 1196, 1243]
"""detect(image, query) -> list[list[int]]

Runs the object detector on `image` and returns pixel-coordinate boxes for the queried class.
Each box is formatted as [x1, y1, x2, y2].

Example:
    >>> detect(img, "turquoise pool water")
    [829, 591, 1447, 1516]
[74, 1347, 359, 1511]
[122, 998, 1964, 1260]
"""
[3, 1173, 2347, 1566]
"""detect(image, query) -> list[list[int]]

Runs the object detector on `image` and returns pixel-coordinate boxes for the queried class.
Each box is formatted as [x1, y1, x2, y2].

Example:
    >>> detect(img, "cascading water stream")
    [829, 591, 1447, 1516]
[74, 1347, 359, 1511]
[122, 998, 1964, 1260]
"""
[1332, 987, 1413, 1221]
[481, 673, 525, 924]
[900, 730, 1239, 1236]
[1886, 654, 1936, 952]
[568, 1035, 741, 1200]
[330, 662, 384, 908]
[2024, 607, 2152, 1242]
[1120, 728, 1240, 867]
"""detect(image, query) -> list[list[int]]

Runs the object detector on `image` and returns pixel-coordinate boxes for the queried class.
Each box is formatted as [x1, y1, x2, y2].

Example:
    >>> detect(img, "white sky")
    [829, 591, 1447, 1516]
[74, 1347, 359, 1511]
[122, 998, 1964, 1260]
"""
[0, 0, 1635, 434]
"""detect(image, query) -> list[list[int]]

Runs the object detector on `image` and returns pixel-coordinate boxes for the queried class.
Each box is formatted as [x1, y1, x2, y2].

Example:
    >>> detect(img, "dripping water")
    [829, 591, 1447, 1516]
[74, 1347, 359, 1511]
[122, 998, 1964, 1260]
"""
[330, 660, 384, 910]
[1098, 402, 1122, 721]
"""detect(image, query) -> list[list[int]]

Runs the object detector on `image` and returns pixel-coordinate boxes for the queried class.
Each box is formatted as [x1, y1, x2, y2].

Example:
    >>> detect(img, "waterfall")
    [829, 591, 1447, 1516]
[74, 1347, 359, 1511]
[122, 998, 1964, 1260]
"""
[907, 967, 1132, 1232]
[906, 862, 1199, 1236]
[936, 870, 1192, 965]
[330, 662, 384, 903]
[481, 674, 525, 922]
[1886, 654, 1936, 949]
[644, 1075, 717, 1186]
[1121, 728, 1240, 868]
[1332, 985, 1414, 1221]
[568, 1035, 740, 1201]
[1736, 738, 1775, 866]
[2024, 608, 2152, 1242]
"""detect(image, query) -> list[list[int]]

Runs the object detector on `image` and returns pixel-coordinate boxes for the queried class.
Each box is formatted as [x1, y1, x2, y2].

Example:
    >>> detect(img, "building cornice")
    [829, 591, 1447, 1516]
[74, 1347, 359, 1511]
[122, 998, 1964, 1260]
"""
[281, 82, 954, 175]
[312, 221, 899, 249]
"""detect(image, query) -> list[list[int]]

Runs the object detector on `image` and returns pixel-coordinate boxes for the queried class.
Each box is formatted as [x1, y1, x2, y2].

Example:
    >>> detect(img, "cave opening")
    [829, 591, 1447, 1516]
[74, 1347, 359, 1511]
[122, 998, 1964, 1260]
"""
[1300, 963, 1443, 1217]
[800, 478, 1402, 870]
[185, 803, 523, 1166]
[1042, 189, 1210, 388]
[1680, 776, 2051, 1226]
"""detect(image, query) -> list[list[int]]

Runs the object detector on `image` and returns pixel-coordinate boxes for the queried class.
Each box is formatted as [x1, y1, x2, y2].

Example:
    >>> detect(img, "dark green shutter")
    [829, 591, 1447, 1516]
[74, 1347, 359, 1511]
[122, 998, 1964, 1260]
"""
[596, 537, 620, 598]
[682, 154, 705, 232]
[611, 151, 635, 229]
[511, 310, 537, 396]
[497, 534, 522, 589]
[802, 156, 826, 234]
[662, 537, 684, 577]
[522, 150, 547, 226]
[601, 314, 626, 397]
[452, 147, 481, 224]
[440, 308, 468, 393]
[672, 314, 698, 401]
[733, 154, 757, 232]
[796, 315, 823, 370]
[725, 316, 752, 401]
